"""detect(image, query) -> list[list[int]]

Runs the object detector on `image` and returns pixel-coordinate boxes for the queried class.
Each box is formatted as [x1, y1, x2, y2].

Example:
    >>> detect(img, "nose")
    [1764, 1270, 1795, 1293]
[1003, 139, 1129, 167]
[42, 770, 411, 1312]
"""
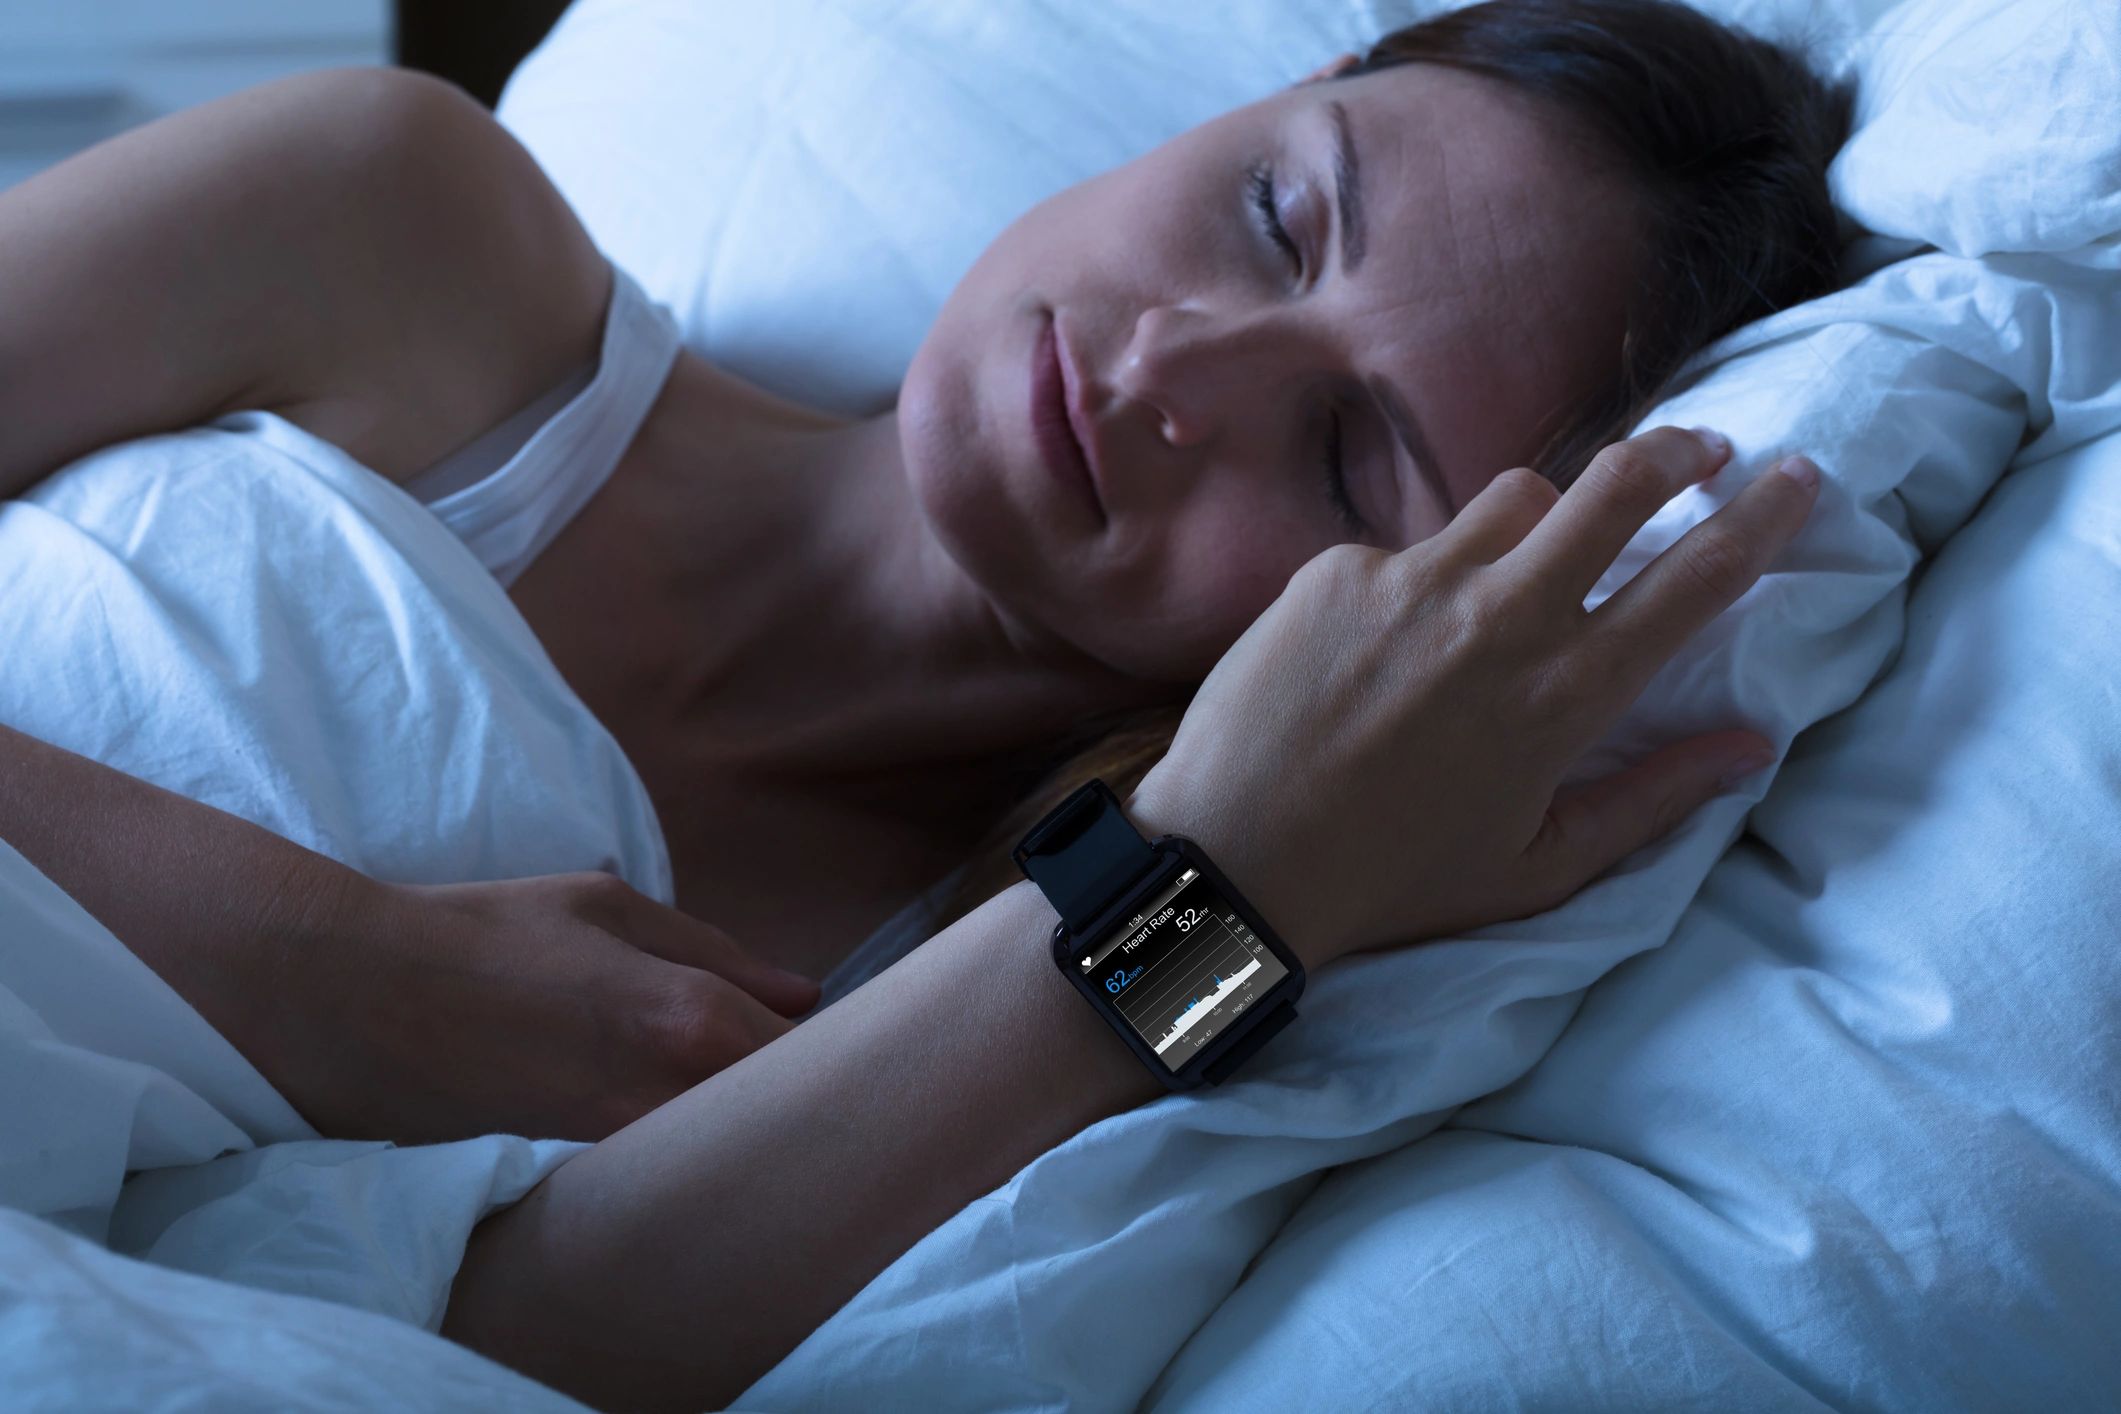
[1113, 303, 1300, 449]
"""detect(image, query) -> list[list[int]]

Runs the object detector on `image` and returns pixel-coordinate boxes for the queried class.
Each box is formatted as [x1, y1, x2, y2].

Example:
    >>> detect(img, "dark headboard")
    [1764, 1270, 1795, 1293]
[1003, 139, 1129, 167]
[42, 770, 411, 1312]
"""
[394, 0, 573, 108]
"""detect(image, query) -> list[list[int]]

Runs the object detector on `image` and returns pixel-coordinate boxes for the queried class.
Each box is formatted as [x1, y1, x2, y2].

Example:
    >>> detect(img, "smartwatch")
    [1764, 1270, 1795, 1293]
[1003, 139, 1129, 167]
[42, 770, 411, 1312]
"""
[1012, 778, 1305, 1090]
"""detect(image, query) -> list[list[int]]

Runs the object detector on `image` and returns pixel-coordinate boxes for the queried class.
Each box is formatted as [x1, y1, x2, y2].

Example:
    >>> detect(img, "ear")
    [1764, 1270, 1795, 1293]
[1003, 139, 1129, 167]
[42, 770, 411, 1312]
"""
[1298, 52, 1361, 85]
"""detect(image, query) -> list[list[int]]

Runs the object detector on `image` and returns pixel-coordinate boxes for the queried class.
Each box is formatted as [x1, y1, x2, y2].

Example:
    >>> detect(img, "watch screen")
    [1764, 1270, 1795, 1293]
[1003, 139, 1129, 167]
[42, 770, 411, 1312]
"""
[1074, 864, 1290, 1072]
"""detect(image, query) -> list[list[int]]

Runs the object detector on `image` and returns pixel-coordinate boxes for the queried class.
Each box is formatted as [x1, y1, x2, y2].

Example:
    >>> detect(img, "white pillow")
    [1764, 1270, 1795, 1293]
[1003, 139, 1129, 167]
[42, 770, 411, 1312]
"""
[501, 0, 1420, 416]
[502, 0, 2121, 409]
[1828, 0, 2121, 255]
[511, 0, 2095, 416]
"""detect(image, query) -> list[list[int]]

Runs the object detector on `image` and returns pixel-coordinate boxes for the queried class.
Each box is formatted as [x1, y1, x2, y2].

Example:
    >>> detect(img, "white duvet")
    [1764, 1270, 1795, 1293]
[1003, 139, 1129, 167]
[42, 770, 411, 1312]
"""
[2, 0, 2117, 1411]
[0, 414, 634, 1405]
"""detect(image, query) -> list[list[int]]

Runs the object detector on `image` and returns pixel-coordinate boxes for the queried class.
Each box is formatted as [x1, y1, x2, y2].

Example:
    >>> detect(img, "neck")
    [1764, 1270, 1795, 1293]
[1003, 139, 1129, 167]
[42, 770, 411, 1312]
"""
[624, 356, 1174, 819]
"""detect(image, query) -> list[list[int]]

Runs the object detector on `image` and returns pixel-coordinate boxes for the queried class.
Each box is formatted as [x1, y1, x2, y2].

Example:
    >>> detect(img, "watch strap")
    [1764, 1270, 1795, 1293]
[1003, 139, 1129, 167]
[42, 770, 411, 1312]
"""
[1015, 778, 1304, 1090]
[1009, 778, 1161, 935]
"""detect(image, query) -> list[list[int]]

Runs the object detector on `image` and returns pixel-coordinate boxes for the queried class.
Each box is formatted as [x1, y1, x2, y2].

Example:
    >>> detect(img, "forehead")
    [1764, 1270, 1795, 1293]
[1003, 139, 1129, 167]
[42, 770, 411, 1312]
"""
[1321, 63, 1633, 334]
[1273, 63, 1641, 478]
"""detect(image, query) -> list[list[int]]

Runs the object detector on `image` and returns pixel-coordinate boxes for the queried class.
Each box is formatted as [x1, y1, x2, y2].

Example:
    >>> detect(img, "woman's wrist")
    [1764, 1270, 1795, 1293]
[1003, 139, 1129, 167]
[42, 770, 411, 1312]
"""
[242, 856, 406, 1126]
[1123, 776, 1343, 975]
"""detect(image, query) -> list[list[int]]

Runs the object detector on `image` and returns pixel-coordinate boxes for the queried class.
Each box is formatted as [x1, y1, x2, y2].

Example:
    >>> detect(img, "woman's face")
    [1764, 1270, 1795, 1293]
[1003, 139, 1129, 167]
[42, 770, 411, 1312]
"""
[898, 60, 1644, 683]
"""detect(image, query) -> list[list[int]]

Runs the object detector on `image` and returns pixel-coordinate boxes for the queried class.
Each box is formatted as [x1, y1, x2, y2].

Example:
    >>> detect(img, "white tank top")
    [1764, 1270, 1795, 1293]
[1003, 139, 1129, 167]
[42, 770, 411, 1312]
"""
[403, 263, 682, 586]
[398, 263, 957, 1002]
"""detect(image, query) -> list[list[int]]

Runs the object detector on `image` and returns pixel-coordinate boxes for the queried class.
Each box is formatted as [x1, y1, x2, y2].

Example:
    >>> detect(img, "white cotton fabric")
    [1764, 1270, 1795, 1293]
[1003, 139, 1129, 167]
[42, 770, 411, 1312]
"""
[407, 265, 682, 588]
[0, 267, 683, 1397]
[0, 1204, 585, 1413]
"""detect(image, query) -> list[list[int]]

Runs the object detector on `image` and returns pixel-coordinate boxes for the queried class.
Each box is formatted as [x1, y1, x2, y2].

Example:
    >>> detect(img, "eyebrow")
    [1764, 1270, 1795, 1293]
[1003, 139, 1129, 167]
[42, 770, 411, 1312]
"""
[1330, 97, 1453, 525]
[1328, 98, 1367, 274]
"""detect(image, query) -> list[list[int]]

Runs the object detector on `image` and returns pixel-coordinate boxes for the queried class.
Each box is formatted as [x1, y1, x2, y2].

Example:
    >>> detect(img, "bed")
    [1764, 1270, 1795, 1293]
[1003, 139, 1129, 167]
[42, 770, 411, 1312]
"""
[1, 0, 2117, 1409]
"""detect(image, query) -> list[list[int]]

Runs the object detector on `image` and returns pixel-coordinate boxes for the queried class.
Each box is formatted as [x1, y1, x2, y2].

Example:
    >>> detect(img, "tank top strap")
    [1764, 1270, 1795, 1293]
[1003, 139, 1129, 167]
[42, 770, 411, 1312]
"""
[418, 263, 682, 588]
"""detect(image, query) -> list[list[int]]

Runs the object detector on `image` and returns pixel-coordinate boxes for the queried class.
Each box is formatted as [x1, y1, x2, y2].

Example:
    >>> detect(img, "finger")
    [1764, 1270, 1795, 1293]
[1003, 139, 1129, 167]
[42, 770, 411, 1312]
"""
[1524, 729, 1777, 900]
[1585, 454, 1820, 692]
[1425, 465, 1559, 566]
[595, 879, 822, 1018]
[1507, 426, 1732, 607]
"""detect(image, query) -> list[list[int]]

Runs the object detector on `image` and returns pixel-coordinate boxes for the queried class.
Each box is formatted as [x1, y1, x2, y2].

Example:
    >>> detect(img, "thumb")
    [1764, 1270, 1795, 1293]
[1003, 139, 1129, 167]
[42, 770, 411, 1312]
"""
[1528, 730, 1776, 898]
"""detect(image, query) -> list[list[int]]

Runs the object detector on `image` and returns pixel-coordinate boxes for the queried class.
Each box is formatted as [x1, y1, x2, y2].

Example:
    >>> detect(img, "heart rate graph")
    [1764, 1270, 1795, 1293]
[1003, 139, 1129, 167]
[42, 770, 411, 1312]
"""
[1106, 875, 1288, 1069]
[1145, 957, 1261, 1054]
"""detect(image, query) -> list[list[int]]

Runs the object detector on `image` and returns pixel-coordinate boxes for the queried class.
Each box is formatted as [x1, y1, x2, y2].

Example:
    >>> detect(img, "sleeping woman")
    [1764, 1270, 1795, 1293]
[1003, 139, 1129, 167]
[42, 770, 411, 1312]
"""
[0, 0, 1847, 1406]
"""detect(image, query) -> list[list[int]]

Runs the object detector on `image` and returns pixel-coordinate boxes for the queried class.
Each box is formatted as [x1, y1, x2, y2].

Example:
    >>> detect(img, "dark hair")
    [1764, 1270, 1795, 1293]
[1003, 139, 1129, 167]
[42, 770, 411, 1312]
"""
[1346, 0, 1855, 490]
[934, 0, 1856, 929]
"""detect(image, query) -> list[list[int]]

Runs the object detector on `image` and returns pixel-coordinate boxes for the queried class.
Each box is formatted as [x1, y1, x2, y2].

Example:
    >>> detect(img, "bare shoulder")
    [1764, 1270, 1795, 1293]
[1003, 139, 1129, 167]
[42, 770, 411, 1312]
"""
[0, 67, 609, 498]
[263, 69, 612, 482]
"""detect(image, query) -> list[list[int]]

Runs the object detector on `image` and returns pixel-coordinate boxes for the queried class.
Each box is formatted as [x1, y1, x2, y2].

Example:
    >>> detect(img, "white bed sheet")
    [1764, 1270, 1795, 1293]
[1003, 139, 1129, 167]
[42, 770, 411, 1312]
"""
[0, 1203, 583, 1413]
[0, 410, 656, 1404]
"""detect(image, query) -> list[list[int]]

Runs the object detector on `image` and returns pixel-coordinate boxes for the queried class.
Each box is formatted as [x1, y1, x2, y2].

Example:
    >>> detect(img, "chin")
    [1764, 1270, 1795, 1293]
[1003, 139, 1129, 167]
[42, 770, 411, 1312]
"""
[898, 360, 1111, 680]
[897, 329, 991, 545]
[900, 303, 1168, 678]
[899, 334, 1042, 598]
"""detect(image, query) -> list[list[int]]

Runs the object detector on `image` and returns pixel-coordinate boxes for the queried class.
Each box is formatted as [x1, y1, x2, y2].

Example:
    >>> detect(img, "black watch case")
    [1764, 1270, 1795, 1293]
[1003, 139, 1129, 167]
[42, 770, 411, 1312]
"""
[1046, 834, 1307, 1091]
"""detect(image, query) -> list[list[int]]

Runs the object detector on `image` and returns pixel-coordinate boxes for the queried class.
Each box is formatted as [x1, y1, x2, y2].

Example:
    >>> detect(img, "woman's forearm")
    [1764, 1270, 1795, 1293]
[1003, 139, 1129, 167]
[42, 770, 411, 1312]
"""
[441, 878, 1160, 1408]
[441, 798, 1313, 1413]
[0, 721, 360, 1083]
[3, 707, 1306, 1406]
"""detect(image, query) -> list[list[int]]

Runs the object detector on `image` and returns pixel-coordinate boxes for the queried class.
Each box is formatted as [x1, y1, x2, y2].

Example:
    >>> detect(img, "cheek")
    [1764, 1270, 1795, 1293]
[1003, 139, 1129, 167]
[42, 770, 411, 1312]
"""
[1139, 499, 1319, 675]
[959, 170, 1132, 304]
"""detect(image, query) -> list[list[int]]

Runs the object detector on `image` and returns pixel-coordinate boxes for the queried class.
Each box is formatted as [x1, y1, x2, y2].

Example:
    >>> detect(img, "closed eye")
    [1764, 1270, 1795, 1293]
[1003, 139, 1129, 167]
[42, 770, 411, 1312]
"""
[1320, 407, 1366, 538]
[1246, 163, 1301, 277]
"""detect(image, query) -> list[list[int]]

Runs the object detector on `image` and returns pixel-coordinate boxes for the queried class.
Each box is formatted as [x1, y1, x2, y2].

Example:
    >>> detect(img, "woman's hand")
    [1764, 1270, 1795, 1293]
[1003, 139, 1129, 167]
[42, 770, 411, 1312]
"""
[264, 870, 821, 1145]
[1127, 426, 1818, 970]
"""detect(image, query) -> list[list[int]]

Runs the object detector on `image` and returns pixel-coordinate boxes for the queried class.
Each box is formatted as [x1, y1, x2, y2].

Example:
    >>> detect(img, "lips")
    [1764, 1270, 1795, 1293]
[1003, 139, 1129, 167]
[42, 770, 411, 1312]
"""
[1030, 313, 1104, 523]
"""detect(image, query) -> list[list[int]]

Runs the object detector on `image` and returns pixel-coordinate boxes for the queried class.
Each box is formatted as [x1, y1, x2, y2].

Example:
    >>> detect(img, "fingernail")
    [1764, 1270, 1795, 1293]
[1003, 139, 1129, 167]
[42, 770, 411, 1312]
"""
[1773, 454, 1820, 491]
[1718, 751, 1777, 790]
[1688, 426, 1731, 458]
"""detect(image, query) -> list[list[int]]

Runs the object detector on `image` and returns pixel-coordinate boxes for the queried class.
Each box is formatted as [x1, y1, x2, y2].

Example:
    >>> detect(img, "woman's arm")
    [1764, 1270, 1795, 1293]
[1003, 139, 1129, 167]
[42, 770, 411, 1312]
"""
[438, 834, 1189, 1412]
[0, 66, 607, 497]
[0, 720, 815, 1142]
